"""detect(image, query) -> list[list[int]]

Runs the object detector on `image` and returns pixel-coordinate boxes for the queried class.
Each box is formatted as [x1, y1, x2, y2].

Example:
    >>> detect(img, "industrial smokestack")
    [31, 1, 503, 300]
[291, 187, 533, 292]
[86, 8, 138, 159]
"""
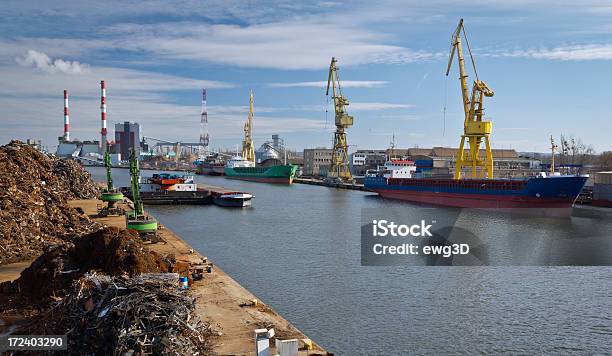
[63, 90, 70, 141]
[100, 80, 107, 152]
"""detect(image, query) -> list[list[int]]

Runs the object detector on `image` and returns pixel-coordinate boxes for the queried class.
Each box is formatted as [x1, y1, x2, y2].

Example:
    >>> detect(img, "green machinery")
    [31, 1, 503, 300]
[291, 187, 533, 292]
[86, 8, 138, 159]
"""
[125, 148, 158, 236]
[98, 151, 124, 216]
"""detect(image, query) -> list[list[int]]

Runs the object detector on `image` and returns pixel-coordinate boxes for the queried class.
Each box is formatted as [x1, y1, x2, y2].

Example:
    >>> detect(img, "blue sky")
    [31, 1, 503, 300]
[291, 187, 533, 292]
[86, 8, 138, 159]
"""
[1, 0, 611, 152]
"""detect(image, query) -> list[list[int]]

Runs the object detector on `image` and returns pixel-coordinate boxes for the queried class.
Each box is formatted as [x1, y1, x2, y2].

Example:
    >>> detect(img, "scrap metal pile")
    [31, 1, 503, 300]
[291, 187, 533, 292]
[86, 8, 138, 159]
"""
[1, 228, 216, 354]
[0, 140, 100, 264]
[0, 227, 172, 305]
[17, 273, 215, 355]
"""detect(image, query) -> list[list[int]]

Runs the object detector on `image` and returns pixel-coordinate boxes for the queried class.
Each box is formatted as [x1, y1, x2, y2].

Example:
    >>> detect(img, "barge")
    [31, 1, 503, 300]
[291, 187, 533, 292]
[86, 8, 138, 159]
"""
[122, 173, 253, 207]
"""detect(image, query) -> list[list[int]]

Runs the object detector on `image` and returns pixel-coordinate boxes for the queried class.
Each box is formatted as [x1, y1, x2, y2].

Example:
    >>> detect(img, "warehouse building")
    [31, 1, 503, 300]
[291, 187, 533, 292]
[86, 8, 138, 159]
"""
[303, 148, 333, 176]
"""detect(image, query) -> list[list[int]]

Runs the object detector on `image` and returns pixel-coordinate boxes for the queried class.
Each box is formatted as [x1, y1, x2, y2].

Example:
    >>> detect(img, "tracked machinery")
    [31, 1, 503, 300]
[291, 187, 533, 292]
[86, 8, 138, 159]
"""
[446, 19, 495, 179]
[325, 57, 354, 184]
[125, 148, 160, 242]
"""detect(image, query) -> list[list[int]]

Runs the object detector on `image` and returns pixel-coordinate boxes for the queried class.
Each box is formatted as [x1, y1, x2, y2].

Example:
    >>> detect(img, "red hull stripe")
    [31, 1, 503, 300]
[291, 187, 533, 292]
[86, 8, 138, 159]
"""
[374, 189, 574, 208]
[226, 176, 293, 184]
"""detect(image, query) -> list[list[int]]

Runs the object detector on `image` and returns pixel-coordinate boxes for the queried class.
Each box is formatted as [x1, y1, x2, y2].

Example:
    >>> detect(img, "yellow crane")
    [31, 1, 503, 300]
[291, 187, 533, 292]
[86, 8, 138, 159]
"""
[326, 57, 353, 182]
[242, 90, 255, 163]
[446, 19, 494, 179]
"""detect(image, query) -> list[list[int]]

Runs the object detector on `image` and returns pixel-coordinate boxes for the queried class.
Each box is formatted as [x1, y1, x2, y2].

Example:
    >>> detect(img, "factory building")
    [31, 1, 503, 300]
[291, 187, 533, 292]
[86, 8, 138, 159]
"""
[346, 147, 542, 179]
[350, 150, 387, 177]
[592, 172, 612, 207]
[303, 148, 333, 176]
[114, 121, 141, 160]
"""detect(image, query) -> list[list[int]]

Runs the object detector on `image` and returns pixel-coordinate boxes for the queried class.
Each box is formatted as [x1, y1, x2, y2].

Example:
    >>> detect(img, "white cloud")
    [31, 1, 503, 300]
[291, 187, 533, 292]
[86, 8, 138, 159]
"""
[489, 44, 612, 61]
[2, 51, 233, 98]
[16, 49, 89, 74]
[349, 102, 415, 111]
[105, 21, 441, 70]
[268, 80, 390, 88]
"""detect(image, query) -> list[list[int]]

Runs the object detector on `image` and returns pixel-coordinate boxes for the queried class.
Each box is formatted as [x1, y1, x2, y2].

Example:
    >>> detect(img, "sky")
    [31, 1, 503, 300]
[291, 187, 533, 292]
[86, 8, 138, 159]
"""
[1, 0, 612, 153]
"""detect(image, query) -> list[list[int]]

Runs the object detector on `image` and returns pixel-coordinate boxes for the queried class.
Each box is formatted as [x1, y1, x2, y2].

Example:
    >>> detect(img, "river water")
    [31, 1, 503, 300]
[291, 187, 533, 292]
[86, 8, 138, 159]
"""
[87, 167, 611, 355]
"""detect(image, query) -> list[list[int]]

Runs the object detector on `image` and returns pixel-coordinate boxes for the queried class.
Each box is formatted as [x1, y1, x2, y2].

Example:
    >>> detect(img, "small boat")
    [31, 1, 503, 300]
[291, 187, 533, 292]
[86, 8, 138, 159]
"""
[213, 192, 254, 207]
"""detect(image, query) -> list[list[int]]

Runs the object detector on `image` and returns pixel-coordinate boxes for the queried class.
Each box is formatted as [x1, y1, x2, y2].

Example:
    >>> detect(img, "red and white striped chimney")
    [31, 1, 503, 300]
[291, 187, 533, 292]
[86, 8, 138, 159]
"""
[63, 90, 70, 141]
[100, 80, 107, 152]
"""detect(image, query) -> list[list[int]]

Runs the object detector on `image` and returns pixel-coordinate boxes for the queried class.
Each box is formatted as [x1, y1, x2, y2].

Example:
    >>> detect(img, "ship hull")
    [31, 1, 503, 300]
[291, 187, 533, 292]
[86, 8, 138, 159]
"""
[225, 164, 298, 184]
[197, 165, 225, 176]
[365, 176, 588, 213]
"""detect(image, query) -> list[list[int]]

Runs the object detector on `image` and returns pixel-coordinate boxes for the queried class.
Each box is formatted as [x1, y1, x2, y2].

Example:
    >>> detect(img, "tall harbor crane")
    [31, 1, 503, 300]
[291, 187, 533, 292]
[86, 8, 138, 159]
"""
[326, 57, 354, 182]
[242, 90, 255, 163]
[446, 19, 494, 179]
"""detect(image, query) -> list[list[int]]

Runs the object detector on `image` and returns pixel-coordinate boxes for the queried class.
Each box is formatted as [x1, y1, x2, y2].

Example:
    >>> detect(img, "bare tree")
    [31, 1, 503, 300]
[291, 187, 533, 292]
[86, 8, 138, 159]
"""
[558, 134, 595, 165]
[599, 151, 612, 170]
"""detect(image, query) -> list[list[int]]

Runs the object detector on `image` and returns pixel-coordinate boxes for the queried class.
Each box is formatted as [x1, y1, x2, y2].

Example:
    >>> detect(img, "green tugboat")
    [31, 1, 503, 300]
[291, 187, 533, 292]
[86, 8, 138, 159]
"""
[126, 149, 158, 237]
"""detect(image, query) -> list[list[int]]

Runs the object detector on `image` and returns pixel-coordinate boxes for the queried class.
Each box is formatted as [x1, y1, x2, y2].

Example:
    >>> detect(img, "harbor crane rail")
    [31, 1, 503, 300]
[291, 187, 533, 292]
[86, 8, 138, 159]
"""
[446, 18, 494, 179]
[326, 57, 354, 182]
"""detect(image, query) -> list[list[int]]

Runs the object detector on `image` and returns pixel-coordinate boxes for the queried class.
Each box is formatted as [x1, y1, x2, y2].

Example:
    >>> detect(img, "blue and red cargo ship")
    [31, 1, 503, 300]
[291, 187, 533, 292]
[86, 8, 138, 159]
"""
[364, 160, 588, 213]
[365, 175, 587, 209]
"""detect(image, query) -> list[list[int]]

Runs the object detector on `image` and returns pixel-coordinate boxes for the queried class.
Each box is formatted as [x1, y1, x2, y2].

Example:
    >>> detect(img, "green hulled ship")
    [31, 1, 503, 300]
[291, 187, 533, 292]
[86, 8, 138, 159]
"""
[224, 156, 298, 184]
[227, 91, 298, 184]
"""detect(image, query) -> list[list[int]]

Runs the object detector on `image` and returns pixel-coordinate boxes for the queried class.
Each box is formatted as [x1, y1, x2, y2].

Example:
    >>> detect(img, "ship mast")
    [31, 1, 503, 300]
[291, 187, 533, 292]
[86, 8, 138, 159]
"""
[550, 135, 557, 175]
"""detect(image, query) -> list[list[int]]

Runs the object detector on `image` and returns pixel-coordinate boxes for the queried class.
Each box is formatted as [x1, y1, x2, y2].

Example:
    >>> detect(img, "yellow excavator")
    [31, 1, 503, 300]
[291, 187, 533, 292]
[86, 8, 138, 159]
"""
[446, 19, 495, 179]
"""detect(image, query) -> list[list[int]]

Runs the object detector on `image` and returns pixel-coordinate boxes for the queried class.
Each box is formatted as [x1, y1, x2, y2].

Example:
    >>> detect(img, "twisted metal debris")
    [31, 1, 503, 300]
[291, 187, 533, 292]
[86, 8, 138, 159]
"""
[18, 273, 216, 355]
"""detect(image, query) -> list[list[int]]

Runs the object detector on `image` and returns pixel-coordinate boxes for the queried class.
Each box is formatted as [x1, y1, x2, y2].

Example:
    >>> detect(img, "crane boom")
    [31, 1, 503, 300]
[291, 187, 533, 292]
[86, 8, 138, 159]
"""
[241, 90, 255, 163]
[446, 19, 495, 179]
[325, 57, 353, 182]
[104, 151, 114, 191]
[446, 19, 471, 121]
[129, 148, 144, 216]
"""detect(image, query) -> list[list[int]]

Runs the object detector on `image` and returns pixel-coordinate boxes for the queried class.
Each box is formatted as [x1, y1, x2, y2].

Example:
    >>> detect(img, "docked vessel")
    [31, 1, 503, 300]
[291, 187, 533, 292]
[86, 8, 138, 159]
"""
[224, 155, 298, 184]
[365, 160, 588, 211]
[137, 173, 210, 204]
[365, 20, 588, 215]
[224, 91, 298, 184]
[196, 154, 226, 176]
[125, 172, 253, 207]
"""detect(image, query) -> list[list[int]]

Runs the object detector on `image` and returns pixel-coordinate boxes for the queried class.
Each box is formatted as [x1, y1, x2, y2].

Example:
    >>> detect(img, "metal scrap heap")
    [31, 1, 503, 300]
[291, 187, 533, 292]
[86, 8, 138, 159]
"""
[18, 273, 216, 355]
[0, 140, 100, 264]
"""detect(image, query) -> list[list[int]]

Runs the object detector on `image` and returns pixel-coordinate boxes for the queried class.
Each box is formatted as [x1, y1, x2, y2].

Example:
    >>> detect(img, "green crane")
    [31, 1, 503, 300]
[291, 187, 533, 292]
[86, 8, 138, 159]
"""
[129, 149, 144, 216]
[126, 148, 158, 236]
[100, 151, 123, 208]
[104, 151, 114, 191]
